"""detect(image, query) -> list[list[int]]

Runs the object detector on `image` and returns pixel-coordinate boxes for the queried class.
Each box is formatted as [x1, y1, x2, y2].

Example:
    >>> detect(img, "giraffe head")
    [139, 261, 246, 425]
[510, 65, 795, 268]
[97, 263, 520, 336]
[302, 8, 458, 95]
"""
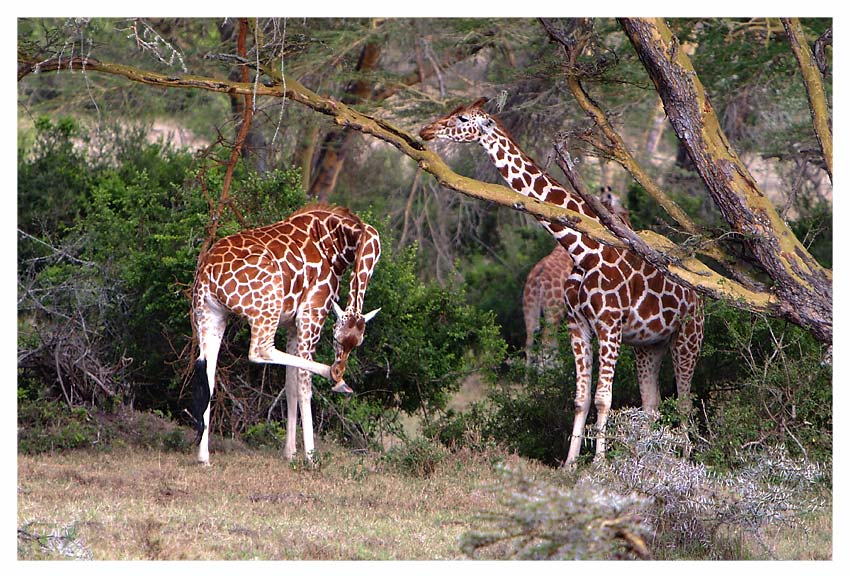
[598, 186, 632, 228]
[329, 302, 380, 391]
[419, 97, 497, 143]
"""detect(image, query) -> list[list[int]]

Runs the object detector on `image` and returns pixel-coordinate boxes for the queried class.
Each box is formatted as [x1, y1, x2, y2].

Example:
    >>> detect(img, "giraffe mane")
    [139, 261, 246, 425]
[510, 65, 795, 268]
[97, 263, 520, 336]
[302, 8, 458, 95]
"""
[291, 202, 362, 224]
[449, 96, 489, 116]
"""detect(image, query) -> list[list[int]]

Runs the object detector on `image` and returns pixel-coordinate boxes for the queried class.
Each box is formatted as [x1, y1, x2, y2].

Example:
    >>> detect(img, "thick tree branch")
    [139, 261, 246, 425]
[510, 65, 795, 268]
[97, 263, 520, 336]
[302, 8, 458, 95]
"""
[541, 18, 767, 292]
[619, 18, 831, 344]
[781, 18, 832, 181]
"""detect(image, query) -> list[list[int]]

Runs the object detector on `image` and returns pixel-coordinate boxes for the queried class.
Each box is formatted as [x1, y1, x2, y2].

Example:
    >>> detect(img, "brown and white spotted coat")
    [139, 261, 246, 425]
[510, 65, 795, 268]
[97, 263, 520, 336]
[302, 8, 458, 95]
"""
[421, 98, 703, 466]
[523, 188, 632, 367]
[190, 204, 381, 464]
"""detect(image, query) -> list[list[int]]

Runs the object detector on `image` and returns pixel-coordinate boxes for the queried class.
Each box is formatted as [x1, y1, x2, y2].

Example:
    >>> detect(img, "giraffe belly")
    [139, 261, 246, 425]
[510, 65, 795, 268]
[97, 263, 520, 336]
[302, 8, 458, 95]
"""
[621, 303, 680, 346]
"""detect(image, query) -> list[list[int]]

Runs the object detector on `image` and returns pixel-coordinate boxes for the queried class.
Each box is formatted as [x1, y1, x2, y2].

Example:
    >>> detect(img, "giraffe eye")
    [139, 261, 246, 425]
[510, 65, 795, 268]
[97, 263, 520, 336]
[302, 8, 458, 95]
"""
[458, 115, 469, 122]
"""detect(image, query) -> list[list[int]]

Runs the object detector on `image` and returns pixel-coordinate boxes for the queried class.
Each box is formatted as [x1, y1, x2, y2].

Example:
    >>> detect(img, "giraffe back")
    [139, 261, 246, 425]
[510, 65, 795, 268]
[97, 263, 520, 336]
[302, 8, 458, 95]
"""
[193, 204, 365, 327]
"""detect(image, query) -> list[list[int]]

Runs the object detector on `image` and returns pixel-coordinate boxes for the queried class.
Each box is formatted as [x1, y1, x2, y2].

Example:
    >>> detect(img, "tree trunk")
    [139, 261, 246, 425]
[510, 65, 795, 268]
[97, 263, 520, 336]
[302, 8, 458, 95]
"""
[619, 18, 832, 345]
[309, 40, 383, 200]
[219, 19, 269, 173]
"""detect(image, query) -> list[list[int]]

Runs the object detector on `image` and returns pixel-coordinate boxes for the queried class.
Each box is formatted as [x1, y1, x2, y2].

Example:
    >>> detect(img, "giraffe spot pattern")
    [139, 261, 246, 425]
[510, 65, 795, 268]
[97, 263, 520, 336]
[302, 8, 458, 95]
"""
[419, 100, 705, 465]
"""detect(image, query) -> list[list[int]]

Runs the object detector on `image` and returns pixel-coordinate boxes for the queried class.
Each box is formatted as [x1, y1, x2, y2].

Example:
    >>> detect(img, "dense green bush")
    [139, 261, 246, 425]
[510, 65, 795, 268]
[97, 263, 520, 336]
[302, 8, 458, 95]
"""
[312, 235, 508, 450]
[18, 117, 94, 236]
[695, 302, 832, 467]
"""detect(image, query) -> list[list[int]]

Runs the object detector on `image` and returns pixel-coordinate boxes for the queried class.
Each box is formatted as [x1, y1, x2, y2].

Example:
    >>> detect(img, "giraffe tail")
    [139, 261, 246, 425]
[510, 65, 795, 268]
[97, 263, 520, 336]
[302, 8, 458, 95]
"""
[189, 359, 209, 445]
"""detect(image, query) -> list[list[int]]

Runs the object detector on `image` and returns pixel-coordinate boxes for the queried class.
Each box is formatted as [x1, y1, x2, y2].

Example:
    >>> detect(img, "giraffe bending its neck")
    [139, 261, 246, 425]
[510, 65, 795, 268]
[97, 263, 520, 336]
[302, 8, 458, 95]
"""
[523, 188, 631, 368]
[190, 204, 381, 464]
[421, 98, 703, 467]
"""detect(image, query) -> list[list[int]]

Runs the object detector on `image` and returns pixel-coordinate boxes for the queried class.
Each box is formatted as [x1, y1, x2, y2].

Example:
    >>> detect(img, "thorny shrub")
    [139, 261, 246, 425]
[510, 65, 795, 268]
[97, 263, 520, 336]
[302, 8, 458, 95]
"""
[462, 408, 825, 560]
[460, 463, 652, 560]
[593, 408, 826, 558]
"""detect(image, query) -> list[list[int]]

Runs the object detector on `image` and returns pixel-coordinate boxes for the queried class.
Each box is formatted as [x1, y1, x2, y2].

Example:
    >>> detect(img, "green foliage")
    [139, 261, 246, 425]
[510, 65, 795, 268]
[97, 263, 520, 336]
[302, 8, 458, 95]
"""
[17, 399, 100, 454]
[322, 394, 404, 453]
[18, 116, 93, 235]
[334, 237, 507, 417]
[232, 168, 307, 228]
[242, 421, 286, 450]
[461, 225, 555, 350]
[695, 303, 832, 468]
[425, 402, 495, 454]
[382, 437, 447, 478]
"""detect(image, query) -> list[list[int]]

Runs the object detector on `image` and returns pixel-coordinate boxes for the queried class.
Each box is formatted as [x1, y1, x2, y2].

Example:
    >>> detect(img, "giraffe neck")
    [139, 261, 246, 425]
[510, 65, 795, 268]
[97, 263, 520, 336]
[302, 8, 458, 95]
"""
[344, 222, 381, 314]
[478, 126, 603, 256]
[479, 127, 597, 220]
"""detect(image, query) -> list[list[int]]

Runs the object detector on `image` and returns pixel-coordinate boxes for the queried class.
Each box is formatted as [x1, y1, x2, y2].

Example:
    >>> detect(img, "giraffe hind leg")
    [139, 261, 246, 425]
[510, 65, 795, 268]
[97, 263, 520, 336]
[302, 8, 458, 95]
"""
[671, 309, 704, 417]
[193, 303, 226, 465]
[670, 306, 704, 459]
[633, 343, 666, 416]
[189, 359, 209, 444]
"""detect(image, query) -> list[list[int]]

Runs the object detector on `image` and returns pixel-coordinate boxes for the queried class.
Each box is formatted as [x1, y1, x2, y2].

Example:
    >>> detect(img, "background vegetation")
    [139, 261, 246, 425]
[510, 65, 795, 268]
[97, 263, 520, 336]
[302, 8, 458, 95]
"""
[17, 17, 831, 560]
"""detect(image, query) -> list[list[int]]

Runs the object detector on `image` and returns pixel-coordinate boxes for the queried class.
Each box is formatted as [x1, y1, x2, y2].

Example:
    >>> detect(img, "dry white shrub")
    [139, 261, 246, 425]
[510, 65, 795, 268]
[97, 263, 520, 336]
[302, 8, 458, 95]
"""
[462, 408, 825, 560]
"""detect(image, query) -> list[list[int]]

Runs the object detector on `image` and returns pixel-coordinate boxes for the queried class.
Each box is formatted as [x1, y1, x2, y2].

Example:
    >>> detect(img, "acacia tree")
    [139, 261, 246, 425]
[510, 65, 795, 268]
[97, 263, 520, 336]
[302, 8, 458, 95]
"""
[617, 18, 831, 346]
[17, 17, 832, 349]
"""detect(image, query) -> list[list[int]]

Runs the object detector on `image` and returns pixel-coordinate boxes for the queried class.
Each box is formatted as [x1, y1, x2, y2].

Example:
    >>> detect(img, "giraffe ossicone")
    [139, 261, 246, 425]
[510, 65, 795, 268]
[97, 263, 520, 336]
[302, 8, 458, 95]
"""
[421, 98, 703, 468]
[189, 204, 381, 464]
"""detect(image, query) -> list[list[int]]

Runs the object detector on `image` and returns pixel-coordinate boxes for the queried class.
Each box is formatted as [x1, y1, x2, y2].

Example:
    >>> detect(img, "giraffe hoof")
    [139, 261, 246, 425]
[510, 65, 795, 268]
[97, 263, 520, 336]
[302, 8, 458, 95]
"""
[332, 381, 353, 394]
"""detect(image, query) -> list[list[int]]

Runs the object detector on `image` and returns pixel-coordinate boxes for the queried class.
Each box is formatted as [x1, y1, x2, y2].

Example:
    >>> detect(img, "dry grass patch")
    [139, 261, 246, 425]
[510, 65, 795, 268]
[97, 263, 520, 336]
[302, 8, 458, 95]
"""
[17, 442, 522, 560]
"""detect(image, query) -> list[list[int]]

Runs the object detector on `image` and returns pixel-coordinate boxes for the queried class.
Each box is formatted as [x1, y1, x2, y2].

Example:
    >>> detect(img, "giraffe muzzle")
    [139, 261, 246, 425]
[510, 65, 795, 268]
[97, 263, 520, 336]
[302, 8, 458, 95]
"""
[331, 380, 353, 394]
[419, 125, 438, 140]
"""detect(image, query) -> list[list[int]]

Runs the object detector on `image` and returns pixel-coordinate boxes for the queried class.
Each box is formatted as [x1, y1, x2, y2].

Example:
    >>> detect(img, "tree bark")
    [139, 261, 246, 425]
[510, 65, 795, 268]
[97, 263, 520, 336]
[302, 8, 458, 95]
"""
[781, 18, 832, 181]
[618, 18, 831, 345]
[309, 39, 383, 199]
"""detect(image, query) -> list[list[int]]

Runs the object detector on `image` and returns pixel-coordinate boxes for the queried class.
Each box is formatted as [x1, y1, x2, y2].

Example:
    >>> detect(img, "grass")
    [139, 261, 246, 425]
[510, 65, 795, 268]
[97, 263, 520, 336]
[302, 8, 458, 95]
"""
[16, 396, 832, 561]
[16, 439, 527, 560]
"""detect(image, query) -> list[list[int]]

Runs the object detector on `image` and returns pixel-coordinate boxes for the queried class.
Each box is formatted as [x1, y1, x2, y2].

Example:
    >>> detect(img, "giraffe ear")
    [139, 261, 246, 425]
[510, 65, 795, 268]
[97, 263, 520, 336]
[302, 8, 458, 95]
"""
[333, 301, 346, 319]
[362, 308, 381, 323]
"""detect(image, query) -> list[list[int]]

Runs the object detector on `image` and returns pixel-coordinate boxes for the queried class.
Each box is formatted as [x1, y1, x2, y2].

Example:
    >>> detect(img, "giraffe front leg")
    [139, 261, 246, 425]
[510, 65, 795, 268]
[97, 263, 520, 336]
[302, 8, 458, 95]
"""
[564, 326, 593, 469]
[295, 310, 326, 464]
[283, 369, 299, 461]
[592, 327, 622, 463]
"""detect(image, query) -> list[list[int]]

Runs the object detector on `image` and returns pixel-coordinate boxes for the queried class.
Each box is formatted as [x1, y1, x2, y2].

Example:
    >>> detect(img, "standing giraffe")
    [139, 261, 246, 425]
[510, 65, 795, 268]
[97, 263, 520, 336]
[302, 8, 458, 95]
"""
[190, 204, 381, 464]
[421, 98, 703, 467]
[523, 187, 631, 367]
